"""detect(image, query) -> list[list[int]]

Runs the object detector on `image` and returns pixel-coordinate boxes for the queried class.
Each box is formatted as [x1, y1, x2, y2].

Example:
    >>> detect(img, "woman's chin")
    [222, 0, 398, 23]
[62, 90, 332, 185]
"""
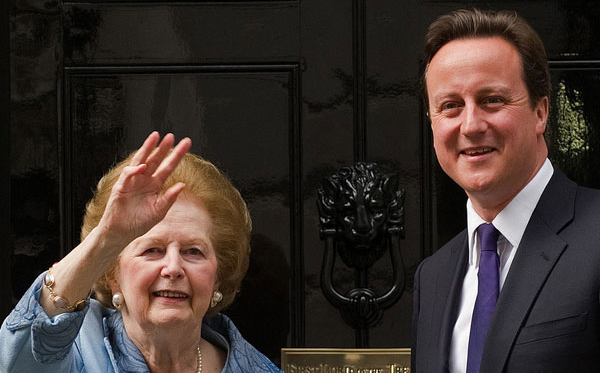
[147, 309, 198, 327]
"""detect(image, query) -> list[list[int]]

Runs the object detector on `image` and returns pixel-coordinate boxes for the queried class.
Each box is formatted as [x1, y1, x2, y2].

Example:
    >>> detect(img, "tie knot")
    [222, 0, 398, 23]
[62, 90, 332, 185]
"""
[477, 223, 499, 252]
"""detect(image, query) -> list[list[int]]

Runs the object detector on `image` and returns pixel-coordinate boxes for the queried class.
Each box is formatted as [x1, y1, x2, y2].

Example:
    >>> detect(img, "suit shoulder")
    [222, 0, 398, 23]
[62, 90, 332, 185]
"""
[419, 229, 467, 269]
[576, 184, 600, 203]
[570, 184, 600, 220]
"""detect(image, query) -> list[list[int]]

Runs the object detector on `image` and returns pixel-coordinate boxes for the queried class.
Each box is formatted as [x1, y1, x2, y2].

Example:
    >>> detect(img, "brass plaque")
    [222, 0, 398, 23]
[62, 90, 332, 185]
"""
[281, 348, 411, 373]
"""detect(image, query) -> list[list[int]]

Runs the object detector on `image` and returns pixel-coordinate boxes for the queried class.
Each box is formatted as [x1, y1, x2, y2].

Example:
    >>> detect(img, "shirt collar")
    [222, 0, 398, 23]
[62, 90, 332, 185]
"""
[466, 158, 554, 265]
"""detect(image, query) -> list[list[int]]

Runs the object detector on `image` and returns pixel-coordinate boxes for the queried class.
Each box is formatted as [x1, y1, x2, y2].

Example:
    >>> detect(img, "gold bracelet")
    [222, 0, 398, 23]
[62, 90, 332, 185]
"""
[43, 265, 91, 312]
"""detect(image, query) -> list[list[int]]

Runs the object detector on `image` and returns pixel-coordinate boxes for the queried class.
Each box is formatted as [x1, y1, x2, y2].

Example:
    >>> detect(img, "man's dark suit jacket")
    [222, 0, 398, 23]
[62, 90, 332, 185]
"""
[412, 169, 600, 373]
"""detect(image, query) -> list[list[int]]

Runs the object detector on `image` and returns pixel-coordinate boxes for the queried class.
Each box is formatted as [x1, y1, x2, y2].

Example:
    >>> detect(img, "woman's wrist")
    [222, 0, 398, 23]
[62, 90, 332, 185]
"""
[39, 225, 122, 317]
[89, 223, 129, 261]
[43, 264, 91, 312]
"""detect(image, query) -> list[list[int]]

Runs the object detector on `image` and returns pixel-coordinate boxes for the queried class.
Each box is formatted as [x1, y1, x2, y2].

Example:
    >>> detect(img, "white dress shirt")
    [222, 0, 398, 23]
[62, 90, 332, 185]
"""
[449, 159, 554, 373]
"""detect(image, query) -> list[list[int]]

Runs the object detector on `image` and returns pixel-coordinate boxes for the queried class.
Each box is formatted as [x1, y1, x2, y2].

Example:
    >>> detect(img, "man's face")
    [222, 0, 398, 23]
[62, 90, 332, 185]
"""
[426, 37, 548, 212]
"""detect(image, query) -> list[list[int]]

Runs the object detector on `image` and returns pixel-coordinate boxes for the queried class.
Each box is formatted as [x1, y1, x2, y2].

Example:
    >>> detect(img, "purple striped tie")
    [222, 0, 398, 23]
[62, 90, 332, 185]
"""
[466, 223, 500, 373]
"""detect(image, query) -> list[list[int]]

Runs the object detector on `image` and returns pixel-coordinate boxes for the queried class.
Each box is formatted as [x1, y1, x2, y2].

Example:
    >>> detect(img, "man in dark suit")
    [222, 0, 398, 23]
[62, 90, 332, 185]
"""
[411, 8, 600, 373]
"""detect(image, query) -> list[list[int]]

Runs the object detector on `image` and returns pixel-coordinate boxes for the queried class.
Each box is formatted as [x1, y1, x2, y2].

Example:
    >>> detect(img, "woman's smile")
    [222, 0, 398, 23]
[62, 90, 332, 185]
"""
[152, 290, 190, 304]
[114, 197, 219, 328]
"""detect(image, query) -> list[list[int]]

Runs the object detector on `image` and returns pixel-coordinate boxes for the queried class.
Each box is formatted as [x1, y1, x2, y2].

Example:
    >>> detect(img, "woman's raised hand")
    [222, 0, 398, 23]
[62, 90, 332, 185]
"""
[98, 132, 192, 249]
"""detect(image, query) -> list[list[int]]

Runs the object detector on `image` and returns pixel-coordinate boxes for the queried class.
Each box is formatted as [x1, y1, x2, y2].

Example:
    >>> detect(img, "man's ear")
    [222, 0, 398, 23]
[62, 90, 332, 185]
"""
[535, 96, 549, 135]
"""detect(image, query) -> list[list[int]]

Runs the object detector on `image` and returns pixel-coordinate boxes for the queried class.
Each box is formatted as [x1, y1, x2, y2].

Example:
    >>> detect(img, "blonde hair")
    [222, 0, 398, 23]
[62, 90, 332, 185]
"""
[84, 152, 251, 316]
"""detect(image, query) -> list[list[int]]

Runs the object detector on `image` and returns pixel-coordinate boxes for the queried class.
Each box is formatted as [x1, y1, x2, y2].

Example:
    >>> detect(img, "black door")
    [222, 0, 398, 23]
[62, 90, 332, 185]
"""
[6, 0, 600, 364]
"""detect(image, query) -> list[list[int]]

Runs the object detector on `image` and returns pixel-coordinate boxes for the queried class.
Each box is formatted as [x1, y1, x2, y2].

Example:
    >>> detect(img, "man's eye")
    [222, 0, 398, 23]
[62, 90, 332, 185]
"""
[441, 102, 461, 111]
[484, 97, 504, 105]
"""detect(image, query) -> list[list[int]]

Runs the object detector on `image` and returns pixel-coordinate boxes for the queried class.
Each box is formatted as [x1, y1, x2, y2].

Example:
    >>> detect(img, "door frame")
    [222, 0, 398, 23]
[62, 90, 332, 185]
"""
[1, 0, 12, 321]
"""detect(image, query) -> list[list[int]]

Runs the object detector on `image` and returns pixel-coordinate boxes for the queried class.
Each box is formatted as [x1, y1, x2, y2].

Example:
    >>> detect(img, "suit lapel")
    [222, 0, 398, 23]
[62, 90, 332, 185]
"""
[480, 170, 577, 373]
[436, 232, 469, 373]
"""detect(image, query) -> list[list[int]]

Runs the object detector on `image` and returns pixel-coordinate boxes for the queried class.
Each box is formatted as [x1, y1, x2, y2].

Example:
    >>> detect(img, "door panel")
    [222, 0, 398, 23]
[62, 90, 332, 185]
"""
[300, 0, 354, 347]
[1, 0, 10, 320]
[64, 66, 298, 357]
[9, 0, 62, 307]
[64, 3, 299, 65]
[65, 68, 298, 250]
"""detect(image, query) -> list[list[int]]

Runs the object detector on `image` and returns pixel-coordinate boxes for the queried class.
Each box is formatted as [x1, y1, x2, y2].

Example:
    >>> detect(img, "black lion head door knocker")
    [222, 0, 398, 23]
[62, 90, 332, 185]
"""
[317, 162, 405, 347]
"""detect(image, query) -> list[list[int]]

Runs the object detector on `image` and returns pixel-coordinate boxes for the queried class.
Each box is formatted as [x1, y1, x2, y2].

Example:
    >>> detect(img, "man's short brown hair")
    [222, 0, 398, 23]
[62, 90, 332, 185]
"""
[422, 8, 550, 109]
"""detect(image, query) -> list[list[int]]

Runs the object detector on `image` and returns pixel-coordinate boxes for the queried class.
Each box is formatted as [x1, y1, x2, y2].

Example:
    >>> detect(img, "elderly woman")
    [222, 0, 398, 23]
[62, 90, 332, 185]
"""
[0, 132, 283, 373]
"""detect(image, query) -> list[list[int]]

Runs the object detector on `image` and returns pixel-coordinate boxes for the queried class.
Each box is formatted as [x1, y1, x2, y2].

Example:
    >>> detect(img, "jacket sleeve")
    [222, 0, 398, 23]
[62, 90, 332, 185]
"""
[0, 271, 87, 372]
[411, 257, 428, 373]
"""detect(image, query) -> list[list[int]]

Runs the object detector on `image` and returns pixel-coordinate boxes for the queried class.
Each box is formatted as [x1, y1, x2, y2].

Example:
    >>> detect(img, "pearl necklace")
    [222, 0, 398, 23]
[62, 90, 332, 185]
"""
[196, 345, 202, 373]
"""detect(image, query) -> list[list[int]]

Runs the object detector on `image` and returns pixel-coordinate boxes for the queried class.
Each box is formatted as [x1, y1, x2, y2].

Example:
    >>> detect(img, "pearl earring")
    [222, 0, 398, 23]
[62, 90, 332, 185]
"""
[112, 292, 124, 310]
[211, 290, 223, 308]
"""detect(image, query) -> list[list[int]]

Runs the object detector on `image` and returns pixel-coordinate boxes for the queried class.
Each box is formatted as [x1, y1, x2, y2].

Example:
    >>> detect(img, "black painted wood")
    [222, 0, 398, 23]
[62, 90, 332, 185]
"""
[62, 3, 300, 66]
[353, 0, 367, 162]
[65, 0, 296, 3]
[288, 64, 305, 347]
[8, 0, 600, 358]
[0, 0, 11, 322]
[62, 64, 301, 356]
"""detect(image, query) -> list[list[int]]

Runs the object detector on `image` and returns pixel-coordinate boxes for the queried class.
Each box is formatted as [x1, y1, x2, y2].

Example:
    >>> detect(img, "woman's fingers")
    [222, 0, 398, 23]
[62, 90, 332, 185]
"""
[158, 182, 187, 211]
[152, 137, 192, 183]
[101, 134, 191, 246]
[113, 163, 147, 192]
[117, 132, 190, 196]
[144, 133, 175, 176]
[130, 131, 160, 166]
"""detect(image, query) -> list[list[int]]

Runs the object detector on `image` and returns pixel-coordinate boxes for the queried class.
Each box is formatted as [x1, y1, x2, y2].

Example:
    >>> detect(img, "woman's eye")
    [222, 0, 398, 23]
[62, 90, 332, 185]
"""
[186, 248, 204, 256]
[142, 247, 162, 256]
